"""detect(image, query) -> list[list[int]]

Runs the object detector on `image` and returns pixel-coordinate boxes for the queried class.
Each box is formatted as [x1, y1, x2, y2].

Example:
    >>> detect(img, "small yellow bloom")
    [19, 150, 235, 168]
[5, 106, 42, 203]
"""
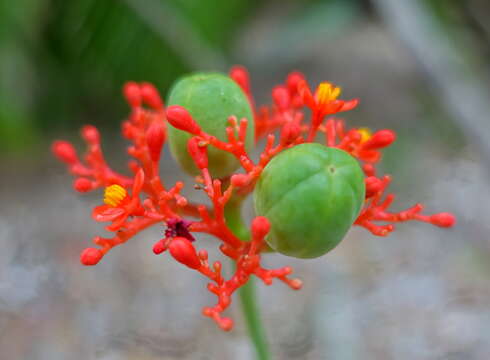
[316, 82, 341, 105]
[358, 127, 372, 143]
[104, 184, 127, 207]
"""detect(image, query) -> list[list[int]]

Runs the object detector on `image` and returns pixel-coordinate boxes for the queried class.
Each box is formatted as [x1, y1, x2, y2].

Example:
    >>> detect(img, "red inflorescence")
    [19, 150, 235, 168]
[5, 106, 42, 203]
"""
[53, 67, 455, 331]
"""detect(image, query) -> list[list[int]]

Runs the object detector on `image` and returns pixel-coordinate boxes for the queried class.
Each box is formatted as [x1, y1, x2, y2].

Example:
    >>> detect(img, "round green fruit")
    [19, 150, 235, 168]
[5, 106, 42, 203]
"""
[167, 72, 254, 178]
[254, 143, 365, 258]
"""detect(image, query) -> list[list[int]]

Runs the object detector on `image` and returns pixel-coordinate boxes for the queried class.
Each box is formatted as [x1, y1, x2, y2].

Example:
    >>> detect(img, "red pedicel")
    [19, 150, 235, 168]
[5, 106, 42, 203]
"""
[52, 69, 455, 331]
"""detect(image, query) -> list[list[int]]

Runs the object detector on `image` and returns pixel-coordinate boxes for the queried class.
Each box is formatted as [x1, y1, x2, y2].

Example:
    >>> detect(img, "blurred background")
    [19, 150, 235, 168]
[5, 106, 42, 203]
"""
[1, 0, 490, 359]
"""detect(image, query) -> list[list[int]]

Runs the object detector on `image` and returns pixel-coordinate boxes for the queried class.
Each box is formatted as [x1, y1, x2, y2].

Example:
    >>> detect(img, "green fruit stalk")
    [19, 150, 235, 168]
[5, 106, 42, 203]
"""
[254, 143, 365, 258]
[167, 72, 254, 178]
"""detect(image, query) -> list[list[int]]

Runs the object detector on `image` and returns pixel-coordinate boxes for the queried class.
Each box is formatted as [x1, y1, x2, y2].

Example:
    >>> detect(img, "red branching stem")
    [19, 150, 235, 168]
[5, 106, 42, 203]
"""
[190, 217, 301, 330]
[53, 67, 454, 331]
[81, 216, 161, 265]
[189, 165, 243, 249]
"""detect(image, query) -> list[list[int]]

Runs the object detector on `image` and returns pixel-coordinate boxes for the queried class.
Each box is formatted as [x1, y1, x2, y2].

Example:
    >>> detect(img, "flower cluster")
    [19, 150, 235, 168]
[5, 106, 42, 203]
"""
[52, 66, 455, 331]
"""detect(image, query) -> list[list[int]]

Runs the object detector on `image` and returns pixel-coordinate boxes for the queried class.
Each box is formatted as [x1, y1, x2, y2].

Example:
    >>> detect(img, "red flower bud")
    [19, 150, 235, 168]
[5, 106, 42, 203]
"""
[251, 216, 270, 240]
[166, 105, 201, 135]
[168, 237, 201, 269]
[187, 137, 208, 169]
[132, 168, 145, 195]
[230, 173, 249, 187]
[363, 163, 376, 177]
[146, 121, 166, 162]
[280, 121, 301, 145]
[52, 140, 78, 164]
[229, 65, 250, 94]
[365, 176, 383, 197]
[362, 130, 396, 150]
[153, 239, 168, 254]
[123, 81, 142, 108]
[73, 178, 92, 193]
[81, 125, 100, 145]
[430, 213, 456, 227]
[218, 317, 233, 332]
[140, 82, 163, 109]
[286, 71, 305, 93]
[272, 86, 290, 110]
[198, 249, 208, 260]
[80, 247, 103, 266]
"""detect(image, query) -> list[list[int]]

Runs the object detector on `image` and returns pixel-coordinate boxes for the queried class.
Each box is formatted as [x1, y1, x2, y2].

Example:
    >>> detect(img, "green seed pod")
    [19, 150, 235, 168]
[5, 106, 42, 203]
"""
[167, 72, 255, 178]
[254, 143, 365, 258]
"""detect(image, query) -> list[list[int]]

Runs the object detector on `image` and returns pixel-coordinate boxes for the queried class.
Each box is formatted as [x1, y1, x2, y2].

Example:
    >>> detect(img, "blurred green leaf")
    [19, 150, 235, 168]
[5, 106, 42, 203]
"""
[0, 0, 258, 151]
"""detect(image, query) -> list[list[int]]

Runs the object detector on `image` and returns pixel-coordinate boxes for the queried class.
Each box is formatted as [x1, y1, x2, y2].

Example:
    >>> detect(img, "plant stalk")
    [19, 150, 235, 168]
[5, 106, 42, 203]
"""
[225, 197, 271, 360]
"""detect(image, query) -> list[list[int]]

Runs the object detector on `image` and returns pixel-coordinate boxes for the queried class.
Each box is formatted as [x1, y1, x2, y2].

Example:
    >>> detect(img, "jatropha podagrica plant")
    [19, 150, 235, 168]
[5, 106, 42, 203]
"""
[52, 67, 455, 331]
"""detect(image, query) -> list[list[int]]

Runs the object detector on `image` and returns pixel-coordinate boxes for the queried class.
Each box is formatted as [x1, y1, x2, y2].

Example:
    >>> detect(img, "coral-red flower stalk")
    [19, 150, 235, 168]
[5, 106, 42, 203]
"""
[53, 67, 454, 332]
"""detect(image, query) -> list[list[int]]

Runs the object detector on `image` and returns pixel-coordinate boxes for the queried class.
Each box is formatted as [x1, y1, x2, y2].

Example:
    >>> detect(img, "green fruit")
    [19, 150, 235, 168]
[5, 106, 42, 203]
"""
[254, 143, 365, 258]
[167, 72, 254, 178]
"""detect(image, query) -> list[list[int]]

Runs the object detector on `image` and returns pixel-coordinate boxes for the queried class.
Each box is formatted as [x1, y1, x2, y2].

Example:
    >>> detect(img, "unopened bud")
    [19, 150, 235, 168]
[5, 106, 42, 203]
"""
[132, 169, 145, 194]
[251, 216, 270, 240]
[168, 237, 201, 269]
[280, 121, 301, 145]
[430, 212, 456, 227]
[146, 121, 166, 162]
[272, 86, 290, 110]
[286, 71, 305, 93]
[81, 125, 100, 144]
[52, 141, 78, 164]
[289, 278, 303, 290]
[230, 174, 249, 187]
[73, 178, 92, 193]
[218, 317, 234, 332]
[365, 176, 383, 197]
[123, 82, 142, 108]
[229, 65, 250, 94]
[198, 249, 208, 260]
[80, 247, 103, 266]
[140, 82, 163, 109]
[363, 164, 375, 177]
[153, 239, 167, 254]
[166, 105, 201, 135]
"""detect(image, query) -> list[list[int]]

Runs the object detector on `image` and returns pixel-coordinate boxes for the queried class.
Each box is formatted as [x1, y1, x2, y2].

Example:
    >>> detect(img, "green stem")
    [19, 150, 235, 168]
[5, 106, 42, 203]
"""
[225, 197, 271, 360]
[238, 278, 270, 360]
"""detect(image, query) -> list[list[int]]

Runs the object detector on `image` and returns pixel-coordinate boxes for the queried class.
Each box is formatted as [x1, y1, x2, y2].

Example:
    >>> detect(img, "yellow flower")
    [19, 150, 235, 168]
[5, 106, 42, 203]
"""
[315, 82, 341, 105]
[358, 127, 372, 143]
[103, 184, 127, 207]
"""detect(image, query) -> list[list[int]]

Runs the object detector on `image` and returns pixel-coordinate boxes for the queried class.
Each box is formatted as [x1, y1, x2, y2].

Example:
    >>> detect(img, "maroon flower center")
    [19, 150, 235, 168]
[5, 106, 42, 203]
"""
[165, 218, 195, 242]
